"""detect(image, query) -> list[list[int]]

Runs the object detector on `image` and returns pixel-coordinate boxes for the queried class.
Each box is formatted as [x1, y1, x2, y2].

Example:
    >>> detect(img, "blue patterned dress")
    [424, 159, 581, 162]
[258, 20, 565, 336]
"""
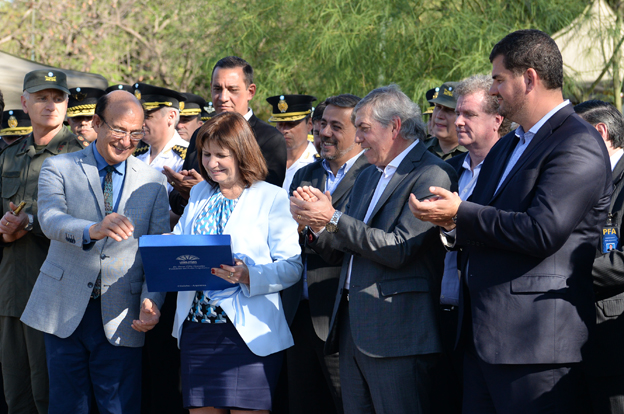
[186, 189, 239, 324]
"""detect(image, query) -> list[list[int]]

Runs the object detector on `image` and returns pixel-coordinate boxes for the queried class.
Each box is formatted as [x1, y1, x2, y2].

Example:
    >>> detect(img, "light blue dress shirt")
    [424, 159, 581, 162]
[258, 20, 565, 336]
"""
[82, 142, 127, 245]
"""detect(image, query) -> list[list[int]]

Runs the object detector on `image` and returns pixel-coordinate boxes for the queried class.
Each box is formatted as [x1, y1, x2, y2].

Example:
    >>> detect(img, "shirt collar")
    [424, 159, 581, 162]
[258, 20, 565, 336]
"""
[376, 139, 419, 175]
[244, 108, 253, 121]
[515, 100, 570, 143]
[322, 150, 365, 177]
[92, 142, 124, 174]
[611, 148, 624, 171]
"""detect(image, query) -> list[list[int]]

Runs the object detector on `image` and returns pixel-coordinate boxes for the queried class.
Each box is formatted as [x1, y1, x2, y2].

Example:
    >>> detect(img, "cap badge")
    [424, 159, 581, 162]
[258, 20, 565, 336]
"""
[179, 102, 185, 111]
[444, 87, 454, 97]
[74, 91, 87, 101]
[278, 95, 288, 113]
[205, 103, 215, 114]
[45, 72, 56, 82]
[134, 89, 141, 100]
[118, 85, 123, 89]
[8, 116, 17, 129]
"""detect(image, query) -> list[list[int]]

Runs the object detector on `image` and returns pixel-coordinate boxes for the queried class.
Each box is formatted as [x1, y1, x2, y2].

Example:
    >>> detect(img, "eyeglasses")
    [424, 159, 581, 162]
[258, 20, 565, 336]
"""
[100, 118, 145, 142]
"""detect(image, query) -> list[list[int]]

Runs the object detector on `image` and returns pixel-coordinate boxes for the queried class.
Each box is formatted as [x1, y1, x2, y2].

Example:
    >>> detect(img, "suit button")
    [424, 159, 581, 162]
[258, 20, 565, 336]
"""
[100, 254, 106, 260]
[87, 282, 93, 288]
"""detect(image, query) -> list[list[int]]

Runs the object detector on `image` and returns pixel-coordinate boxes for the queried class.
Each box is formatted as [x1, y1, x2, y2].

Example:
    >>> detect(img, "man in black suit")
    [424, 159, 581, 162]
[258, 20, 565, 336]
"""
[165, 56, 286, 214]
[411, 30, 611, 414]
[435, 74, 506, 414]
[574, 100, 624, 414]
[282, 94, 368, 414]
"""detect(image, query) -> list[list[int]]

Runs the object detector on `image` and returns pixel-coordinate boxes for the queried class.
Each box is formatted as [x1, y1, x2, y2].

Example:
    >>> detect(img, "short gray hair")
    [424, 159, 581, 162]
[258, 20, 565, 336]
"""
[574, 100, 624, 149]
[352, 84, 426, 141]
[454, 74, 498, 115]
[22, 90, 69, 101]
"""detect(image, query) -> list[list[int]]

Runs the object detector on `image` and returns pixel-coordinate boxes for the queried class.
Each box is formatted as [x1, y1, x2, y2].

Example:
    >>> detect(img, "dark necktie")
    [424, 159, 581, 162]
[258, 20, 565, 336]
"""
[91, 165, 116, 300]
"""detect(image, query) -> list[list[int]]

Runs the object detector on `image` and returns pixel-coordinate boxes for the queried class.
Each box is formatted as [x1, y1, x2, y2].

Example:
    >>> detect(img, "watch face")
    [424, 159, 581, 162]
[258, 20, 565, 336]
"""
[326, 222, 338, 233]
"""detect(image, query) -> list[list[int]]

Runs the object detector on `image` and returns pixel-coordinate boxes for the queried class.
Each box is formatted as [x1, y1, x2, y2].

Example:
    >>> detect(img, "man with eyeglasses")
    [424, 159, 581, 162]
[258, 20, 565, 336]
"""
[0, 70, 83, 414]
[21, 90, 169, 414]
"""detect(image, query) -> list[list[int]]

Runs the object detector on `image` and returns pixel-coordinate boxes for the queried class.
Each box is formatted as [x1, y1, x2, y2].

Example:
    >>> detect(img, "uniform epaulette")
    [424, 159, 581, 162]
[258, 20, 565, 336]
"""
[76, 135, 89, 148]
[172, 145, 187, 160]
[314, 153, 321, 161]
[133, 141, 149, 156]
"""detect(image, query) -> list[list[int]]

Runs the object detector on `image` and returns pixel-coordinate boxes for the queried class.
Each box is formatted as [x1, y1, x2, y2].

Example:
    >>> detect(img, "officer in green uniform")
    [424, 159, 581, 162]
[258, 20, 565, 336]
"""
[66, 87, 105, 148]
[0, 109, 32, 152]
[0, 70, 82, 414]
[426, 82, 467, 160]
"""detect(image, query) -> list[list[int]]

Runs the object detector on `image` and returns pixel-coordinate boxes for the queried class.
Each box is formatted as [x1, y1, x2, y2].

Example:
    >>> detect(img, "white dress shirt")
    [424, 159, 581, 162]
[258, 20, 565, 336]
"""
[135, 130, 188, 194]
[345, 139, 419, 289]
[282, 142, 318, 191]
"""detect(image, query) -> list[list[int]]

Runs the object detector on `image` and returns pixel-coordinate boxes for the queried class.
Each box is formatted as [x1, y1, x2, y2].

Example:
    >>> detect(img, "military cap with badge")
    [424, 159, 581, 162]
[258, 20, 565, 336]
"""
[23, 69, 70, 94]
[105, 84, 134, 94]
[0, 109, 32, 150]
[132, 83, 187, 159]
[266, 94, 317, 123]
[201, 102, 216, 122]
[179, 93, 206, 118]
[428, 82, 459, 109]
[132, 83, 186, 112]
[66, 87, 105, 147]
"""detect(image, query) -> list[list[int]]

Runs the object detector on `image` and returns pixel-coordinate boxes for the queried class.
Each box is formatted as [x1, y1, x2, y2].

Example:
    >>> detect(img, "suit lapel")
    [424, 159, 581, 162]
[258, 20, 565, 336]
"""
[117, 157, 140, 215]
[367, 142, 424, 221]
[331, 154, 367, 207]
[352, 168, 380, 221]
[491, 105, 573, 202]
[78, 147, 106, 218]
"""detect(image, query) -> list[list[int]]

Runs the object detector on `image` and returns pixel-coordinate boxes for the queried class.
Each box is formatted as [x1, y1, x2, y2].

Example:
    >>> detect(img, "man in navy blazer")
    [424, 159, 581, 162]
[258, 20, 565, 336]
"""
[411, 30, 611, 413]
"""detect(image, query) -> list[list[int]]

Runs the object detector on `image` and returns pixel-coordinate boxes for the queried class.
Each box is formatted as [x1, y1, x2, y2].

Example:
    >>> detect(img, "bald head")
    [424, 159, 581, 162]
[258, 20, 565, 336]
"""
[95, 90, 144, 124]
[93, 90, 145, 165]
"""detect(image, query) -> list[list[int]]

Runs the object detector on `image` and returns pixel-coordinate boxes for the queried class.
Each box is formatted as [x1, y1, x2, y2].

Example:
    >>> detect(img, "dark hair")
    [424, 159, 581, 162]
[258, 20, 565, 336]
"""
[196, 111, 268, 187]
[312, 101, 326, 123]
[211, 56, 254, 87]
[94, 93, 111, 119]
[574, 100, 624, 149]
[325, 94, 361, 109]
[489, 29, 563, 90]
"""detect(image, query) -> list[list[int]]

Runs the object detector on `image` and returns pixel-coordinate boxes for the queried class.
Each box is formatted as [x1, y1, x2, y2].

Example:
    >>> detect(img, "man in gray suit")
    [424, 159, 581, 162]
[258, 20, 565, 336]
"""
[291, 84, 457, 413]
[282, 94, 368, 414]
[21, 90, 169, 414]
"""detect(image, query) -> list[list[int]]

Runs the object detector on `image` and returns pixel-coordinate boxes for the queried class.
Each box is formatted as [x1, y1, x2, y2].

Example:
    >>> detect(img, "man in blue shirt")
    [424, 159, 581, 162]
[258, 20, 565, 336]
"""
[21, 90, 170, 414]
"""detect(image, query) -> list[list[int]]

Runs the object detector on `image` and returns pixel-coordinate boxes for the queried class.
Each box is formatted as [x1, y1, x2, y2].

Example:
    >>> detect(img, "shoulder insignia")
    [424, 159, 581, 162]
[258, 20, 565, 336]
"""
[172, 145, 187, 160]
[314, 153, 321, 161]
[133, 141, 149, 156]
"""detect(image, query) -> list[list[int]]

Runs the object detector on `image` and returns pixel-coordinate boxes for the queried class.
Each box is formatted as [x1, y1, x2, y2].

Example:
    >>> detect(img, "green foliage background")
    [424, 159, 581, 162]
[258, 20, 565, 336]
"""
[0, 0, 591, 118]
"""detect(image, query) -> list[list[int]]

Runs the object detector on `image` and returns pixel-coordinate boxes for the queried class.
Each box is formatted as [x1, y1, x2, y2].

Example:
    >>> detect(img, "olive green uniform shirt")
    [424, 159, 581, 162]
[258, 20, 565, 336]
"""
[425, 136, 467, 161]
[0, 127, 82, 317]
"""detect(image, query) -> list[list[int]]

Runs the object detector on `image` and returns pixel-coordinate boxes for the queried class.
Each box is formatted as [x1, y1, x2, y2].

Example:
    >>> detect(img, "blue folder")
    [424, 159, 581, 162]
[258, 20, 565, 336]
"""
[139, 234, 234, 292]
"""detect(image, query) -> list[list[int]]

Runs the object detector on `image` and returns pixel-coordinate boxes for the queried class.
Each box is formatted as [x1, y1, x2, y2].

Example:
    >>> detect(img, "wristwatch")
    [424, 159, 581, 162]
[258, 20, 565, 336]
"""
[325, 211, 342, 233]
[24, 214, 33, 231]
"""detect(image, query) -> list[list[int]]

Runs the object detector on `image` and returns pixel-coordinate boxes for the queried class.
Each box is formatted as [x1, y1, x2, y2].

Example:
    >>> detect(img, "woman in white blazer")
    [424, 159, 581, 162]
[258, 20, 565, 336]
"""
[171, 112, 302, 414]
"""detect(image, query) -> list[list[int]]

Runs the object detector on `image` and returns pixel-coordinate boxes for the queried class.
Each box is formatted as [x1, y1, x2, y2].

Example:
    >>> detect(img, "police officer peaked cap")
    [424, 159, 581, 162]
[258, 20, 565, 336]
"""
[0, 109, 32, 136]
[67, 87, 105, 118]
[179, 93, 207, 117]
[267, 94, 317, 122]
[132, 83, 186, 111]
[105, 84, 134, 94]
